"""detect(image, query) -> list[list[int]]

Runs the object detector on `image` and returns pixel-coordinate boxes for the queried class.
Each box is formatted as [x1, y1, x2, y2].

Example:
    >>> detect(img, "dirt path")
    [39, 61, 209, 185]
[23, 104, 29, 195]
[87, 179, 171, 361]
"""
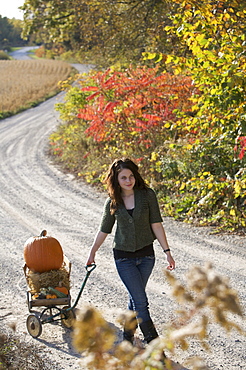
[0, 65, 245, 369]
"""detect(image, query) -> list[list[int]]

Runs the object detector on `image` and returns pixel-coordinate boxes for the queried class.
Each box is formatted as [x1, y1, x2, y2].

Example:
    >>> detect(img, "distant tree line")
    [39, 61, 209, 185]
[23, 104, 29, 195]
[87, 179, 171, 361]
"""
[0, 16, 28, 50]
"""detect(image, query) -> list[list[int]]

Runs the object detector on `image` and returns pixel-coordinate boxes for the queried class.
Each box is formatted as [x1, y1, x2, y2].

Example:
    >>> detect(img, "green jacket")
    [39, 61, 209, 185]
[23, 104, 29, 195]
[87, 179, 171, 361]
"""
[100, 188, 163, 252]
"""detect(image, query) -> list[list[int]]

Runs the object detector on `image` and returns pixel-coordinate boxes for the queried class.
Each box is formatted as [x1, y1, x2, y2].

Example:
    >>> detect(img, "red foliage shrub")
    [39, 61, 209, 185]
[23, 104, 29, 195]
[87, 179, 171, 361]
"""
[77, 66, 195, 147]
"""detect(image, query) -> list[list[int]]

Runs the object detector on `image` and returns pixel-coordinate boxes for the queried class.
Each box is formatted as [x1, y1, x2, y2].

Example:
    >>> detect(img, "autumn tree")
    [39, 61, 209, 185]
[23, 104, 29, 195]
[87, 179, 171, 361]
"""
[21, 0, 178, 65]
[151, 0, 246, 231]
[51, 0, 245, 232]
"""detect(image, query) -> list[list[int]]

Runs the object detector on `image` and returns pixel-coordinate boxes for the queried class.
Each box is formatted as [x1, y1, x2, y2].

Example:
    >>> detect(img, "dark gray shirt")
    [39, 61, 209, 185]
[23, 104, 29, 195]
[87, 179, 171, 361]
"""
[100, 188, 163, 252]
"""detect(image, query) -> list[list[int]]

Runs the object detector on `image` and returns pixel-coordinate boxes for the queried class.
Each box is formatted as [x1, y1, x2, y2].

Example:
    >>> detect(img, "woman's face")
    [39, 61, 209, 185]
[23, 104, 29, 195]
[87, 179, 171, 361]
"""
[118, 168, 135, 193]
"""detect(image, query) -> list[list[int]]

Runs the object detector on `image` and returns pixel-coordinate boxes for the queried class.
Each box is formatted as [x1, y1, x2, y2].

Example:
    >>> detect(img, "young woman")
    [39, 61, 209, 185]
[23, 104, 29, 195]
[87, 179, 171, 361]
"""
[86, 158, 175, 344]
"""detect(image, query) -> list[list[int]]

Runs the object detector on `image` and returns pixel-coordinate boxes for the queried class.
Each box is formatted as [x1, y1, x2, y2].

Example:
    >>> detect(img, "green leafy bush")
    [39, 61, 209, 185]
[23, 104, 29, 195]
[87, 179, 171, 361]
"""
[0, 50, 10, 60]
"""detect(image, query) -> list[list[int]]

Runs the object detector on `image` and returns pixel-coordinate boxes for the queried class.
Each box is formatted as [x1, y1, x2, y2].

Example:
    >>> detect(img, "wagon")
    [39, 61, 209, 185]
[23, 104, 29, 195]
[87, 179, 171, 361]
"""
[23, 257, 96, 338]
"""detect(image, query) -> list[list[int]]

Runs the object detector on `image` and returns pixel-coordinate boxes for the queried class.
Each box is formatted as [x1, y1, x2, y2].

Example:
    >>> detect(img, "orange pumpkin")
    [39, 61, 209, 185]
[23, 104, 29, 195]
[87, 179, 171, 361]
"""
[55, 286, 69, 295]
[24, 230, 63, 273]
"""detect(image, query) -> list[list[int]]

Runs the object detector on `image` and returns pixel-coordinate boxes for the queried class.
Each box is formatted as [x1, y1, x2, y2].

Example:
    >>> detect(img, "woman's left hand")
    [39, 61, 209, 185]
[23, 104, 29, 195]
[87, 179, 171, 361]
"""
[166, 253, 175, 270]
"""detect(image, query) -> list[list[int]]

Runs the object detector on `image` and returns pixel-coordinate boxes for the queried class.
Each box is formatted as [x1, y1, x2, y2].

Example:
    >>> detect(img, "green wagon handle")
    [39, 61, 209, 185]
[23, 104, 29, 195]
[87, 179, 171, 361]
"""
[65, 263, 96, 312]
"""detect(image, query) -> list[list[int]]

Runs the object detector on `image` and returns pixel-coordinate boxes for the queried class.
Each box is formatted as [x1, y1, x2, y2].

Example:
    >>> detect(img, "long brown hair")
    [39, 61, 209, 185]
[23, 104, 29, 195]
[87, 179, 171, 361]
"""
[104, 158, 148, 214]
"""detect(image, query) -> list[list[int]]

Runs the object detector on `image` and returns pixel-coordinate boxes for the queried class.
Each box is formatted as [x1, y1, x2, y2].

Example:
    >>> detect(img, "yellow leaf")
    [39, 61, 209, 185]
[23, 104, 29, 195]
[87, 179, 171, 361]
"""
[234, 181, 241, 197]
[155, 54, 163, 63]
[151, 152, 158, 161]
[166, 55, 174, 64]
[223, 13, 230, 21]
[142, 52, 157, 60]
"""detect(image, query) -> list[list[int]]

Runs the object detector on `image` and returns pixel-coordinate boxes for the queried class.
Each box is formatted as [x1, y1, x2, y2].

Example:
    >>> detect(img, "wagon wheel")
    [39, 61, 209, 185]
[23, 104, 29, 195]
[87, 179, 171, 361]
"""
[61, 306, 76, 328]
[26, 314, 42, 338]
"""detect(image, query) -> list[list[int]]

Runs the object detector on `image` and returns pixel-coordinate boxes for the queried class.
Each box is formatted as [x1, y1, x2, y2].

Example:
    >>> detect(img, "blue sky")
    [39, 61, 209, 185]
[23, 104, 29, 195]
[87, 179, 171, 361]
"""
[0, 0, 24, 20]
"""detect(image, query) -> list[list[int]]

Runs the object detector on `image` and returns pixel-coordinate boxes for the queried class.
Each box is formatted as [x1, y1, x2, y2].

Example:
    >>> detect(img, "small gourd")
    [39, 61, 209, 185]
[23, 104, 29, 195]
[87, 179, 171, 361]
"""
[48, 287, 68, 298]
[46, 294, 57, 299]
[24, 230, 63, 273]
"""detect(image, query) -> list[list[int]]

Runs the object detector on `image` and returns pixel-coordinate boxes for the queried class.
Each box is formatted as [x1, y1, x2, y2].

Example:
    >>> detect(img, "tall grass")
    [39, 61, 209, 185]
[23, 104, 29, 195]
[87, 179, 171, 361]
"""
[0, 59, 72, 119]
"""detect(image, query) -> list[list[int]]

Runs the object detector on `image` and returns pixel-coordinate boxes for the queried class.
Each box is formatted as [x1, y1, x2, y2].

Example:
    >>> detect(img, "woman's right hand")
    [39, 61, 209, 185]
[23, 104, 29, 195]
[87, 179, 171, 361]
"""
[86, 253, 95, 266]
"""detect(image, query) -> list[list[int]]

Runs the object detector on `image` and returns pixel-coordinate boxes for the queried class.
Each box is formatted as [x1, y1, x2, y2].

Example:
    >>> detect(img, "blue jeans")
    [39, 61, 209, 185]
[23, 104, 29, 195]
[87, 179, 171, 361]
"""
[115, 256, 155, 323]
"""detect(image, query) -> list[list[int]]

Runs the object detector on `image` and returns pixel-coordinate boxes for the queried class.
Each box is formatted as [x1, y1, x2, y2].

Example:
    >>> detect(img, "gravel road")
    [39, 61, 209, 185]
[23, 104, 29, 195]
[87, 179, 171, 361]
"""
[9, 46, 39, 60]
[0, 51, 245, 369]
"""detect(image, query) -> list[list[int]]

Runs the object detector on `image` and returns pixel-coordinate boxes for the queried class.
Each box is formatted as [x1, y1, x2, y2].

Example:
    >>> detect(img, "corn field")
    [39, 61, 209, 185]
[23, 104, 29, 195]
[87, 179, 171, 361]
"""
[0, 59, 72, 118]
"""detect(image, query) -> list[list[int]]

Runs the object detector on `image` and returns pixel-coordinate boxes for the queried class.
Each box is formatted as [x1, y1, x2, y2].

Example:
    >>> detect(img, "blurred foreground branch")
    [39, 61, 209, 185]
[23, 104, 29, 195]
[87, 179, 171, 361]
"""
[73, 263, 244, 370]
